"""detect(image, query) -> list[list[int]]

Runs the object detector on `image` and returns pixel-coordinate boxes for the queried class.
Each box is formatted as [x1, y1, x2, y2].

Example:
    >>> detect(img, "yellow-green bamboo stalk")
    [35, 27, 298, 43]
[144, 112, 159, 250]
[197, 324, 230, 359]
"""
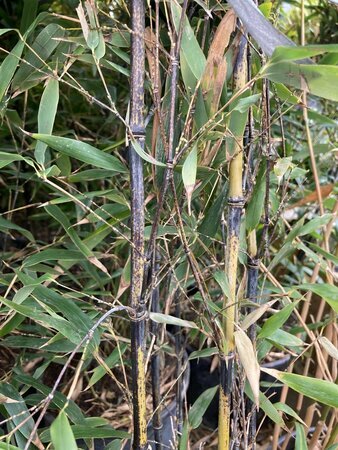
[218, 38, 247, 450]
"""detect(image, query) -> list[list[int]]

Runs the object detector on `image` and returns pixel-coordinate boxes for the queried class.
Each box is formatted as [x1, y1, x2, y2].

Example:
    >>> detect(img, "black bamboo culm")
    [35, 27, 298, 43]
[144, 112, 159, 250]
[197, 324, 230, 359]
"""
[129, 0, 147, 449]
[245, 41, 259, 449]
[218, 36, 247, 450]
[150, 253, 162, 450]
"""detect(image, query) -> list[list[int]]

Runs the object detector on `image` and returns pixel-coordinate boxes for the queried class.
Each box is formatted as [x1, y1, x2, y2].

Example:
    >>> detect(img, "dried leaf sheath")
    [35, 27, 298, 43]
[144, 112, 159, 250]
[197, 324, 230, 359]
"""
[129, 0, 147, 449]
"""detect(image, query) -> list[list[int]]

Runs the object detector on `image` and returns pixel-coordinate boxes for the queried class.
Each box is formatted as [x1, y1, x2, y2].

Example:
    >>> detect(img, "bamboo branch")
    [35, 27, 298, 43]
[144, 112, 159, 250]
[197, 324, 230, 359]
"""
[129, 1, 147, 448]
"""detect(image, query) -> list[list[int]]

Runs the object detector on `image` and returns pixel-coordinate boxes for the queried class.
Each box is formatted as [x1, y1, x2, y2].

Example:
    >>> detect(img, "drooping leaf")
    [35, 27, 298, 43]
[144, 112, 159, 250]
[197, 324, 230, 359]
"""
[35, 78, 59, 165]
[149, 313, 198, 329]
[182, 144, 197, 215]
[235, 329, 260, 405]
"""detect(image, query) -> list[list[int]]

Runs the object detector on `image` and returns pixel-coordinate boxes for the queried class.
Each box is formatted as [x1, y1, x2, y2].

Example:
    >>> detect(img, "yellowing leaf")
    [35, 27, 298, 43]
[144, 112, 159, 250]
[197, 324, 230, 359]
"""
[235, 328, 260, 405]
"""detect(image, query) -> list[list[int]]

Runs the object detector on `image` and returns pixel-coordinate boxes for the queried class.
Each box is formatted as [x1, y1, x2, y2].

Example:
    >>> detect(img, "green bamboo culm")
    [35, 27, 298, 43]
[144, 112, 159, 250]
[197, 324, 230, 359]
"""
[218, 37, 248, 450]
[129, 0, 147, 449]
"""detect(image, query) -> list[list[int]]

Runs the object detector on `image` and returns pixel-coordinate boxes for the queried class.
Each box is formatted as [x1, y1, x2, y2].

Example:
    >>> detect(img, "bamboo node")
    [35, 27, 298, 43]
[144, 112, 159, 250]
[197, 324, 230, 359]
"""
[129, 306, 148, 322]
[228, 196, 245, 207]
[247, 258, 259, 268]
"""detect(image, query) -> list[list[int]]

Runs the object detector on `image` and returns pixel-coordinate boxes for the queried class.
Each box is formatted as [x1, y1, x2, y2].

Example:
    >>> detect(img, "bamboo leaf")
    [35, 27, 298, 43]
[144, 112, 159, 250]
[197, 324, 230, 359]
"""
[245, 383, 285, 427]
[235, 329, 260, 405]
[182, 144, 197, 215]
[171, 1, 206, 82]
[35, 78, 59, 165]
[87, 344, 128, 388]
[149, 313, 198, 329]
[318, 337, 338, 361]
[298, 283, 338, 313]
[270, 44, 338, 63]
[259, 302, 299, 339]
[0, 40, 25, 103]
[295, 423, 308, 450]
[261, 62, 338, 101]
[188, 385, 218, 429]
[31, 134, 127, 172]
[246, 163, 266, 231]
[261, 369, 338, 408]
[23, 249, 83, 267]
[131, 138, 166, 167]
[51, 411, 78, 450]
[12, 24, 65, 92]
[0, 151, 35, 169]
[274, 402, 306, 426]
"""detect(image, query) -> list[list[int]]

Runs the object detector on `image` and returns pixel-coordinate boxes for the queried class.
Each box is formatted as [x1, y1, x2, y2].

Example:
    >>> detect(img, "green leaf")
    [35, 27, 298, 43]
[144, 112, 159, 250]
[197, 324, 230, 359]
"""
[51, 411, 78, 450]
[285, 214, 333, 243]
[0, 216, 34, 242]
[35, 78, 59, 165]
[262, 369, 338, 409]
[274, 402, 306, 425]
[214, 271, 230, 299]
[295, 423, 308, 450]
[171, 1, 206, 82]
[298, 283, 338, 313]
[0, 383, 35, 441]
[246, 163, 266, 231]
[23, 249, 83, 267]
[0, 151, 34, 169]
[131, 138, 166, 167]
[42, 423, 129, 442]
[259, 302, 299, 339]
[12, 24, 65, 92]
[261, 62, 338, 101]
[31, 134, 127, 172]
[182, 144, 197, 215]
[234, 94, 261, 113]
[20, 0, 38, 33]
[267, 329, 304, 348]
[270, 44, 338, 63]
[87, 344, 128, 388]
[245, 383, 285, 427]
[149, 313, 198, 329]
[188, 386, 218, 429]
[188, 347, 218, 360]
[0, 40, 25, 103]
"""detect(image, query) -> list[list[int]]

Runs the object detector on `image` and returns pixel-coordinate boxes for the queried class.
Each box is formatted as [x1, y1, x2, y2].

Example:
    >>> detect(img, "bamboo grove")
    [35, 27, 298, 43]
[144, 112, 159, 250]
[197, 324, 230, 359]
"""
[0, 1, 337, 450]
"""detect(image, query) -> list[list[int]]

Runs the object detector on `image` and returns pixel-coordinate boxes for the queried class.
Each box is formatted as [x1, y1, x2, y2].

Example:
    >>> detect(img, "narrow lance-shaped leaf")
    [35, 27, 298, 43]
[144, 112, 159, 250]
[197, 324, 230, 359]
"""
[261, 369, 338, 409]
[298, 283, 338, 313]
[258, 301, 299, 339]
[234, 329, 260, 405]
[31, 134, 127, 172]
[182, 144, 197, 215]
[51, 411, 78, 450]
[35, 78, 59, 166]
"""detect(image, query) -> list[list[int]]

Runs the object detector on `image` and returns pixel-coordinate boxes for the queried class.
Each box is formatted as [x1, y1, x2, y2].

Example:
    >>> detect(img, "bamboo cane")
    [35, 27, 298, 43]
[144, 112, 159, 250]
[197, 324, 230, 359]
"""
[129, 1, 147, 449]
[218, 37, 247, 450]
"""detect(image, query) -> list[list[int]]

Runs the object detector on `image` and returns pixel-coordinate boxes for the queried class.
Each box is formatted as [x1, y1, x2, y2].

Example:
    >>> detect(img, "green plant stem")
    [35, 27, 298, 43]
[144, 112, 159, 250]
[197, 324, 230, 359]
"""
[129, 0, 147, 448]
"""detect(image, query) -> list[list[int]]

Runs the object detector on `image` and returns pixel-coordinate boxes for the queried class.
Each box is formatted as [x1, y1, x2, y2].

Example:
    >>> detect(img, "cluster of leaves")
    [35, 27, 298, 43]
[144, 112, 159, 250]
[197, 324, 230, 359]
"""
[0, 0, 337, 449]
